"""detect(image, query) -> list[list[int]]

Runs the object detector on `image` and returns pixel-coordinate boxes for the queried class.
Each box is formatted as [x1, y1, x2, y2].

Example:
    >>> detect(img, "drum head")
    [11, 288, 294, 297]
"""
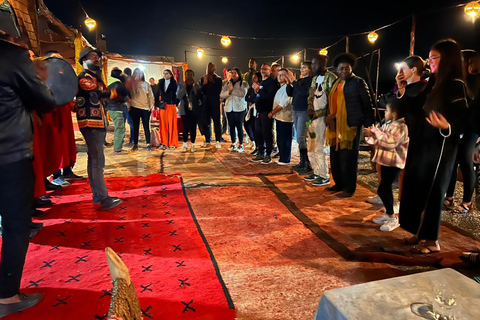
[45, 57, 77, 106]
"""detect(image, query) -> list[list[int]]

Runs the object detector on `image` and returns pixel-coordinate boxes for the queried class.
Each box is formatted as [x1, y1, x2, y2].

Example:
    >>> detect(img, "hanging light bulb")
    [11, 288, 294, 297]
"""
[221, 57, 228, 64]
[197, 48, 204, 58]
[319, 48, 328, 56]
[465, 1, 480, 20]
[221, 36, 231, 47]
[85, 16, 97, 30]
[292, 54, 300, 62]
[368, 31, 378, 44]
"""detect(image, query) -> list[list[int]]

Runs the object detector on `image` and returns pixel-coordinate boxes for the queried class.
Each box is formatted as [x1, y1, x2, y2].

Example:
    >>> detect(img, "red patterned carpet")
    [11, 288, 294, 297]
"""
[4, 174, 235, 320]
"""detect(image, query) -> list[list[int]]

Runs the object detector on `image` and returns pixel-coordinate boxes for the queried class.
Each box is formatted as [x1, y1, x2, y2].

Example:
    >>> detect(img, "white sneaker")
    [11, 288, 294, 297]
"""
[52, 177, 70, 187]
[200, 142, 210, 148]
[237, 145, 244, 153]
[380, 217, 400, 232]
[216, 141, 221, 149]
[372, 213, 389, 225]
[228, 144, 237, 152]
[366, 195, 383, 204]
[181, 146, 188, 153]
[190, 145, 196, 153]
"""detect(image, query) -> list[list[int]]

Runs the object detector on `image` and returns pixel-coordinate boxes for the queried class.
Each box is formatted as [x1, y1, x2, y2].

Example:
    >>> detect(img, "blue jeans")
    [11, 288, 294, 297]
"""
[123, 109, 134, 144]
[293, 110, 309, 149]
[80, 128, 109, 203]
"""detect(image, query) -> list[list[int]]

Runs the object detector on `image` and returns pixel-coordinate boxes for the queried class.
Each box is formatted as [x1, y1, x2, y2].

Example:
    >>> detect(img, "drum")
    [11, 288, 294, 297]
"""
[45, 57, 77, 106]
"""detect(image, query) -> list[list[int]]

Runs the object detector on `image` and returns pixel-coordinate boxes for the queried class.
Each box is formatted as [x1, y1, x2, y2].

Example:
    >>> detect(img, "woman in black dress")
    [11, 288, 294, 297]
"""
[399, 39, 468, 254]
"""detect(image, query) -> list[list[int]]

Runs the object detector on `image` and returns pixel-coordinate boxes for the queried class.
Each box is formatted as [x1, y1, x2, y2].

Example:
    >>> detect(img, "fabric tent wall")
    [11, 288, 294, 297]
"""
[106, 58, 183, 85]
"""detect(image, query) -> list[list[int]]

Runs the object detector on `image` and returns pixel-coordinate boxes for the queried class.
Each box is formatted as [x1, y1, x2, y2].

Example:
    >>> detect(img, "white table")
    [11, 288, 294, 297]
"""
[313, 268, 480, 320]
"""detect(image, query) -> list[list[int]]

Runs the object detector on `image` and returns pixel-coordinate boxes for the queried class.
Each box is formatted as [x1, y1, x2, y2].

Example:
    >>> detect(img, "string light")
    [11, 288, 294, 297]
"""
[196, 48, 204, 58]
[85, 16, 96, 30]
[222, 57, 228, 63]
[319, 48, 328, 56]
[221, 36, 231, 47]
[367, 31, 378, 44]
[292, 54, 300, 62]
[465, 1, 480, 20]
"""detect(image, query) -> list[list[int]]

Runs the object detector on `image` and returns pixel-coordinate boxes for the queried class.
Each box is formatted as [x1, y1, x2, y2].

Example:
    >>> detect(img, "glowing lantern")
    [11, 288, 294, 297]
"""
[221, 57, 228, 63]
[319, 48, 328, 56]
[85, 17, 97, 30]
[465, 1, 480, 20]
[221, 36, 231, 47]
[292, 54, 300, 62]
[368, 31, 378, 44]
[197, 48, 204, 58]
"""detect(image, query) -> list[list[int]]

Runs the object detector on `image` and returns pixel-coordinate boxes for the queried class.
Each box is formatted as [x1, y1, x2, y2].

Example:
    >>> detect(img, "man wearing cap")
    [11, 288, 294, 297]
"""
[77, 47, 122, 210]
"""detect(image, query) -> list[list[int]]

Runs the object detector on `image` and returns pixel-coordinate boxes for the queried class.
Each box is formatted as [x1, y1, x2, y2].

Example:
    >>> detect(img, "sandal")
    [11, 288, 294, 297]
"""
[444, 198, 454, 210]
[452, 203, 473, 215]
[410, 243, 441, 254]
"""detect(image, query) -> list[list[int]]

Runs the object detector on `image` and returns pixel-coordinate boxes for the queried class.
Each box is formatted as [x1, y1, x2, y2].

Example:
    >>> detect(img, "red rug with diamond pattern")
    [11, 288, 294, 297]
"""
[4, 174, 235, 320]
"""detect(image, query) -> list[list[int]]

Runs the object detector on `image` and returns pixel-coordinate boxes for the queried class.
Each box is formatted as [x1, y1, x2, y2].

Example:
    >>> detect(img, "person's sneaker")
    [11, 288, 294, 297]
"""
[181, 145, 188, 153]
[251, 148, 258, 156]
[276, 160, 290, 166]
[131, 144, 138, 152]
[101, 197, 123, 211]
[312, 177, 331, 186]
[190, 145, 196, 153]
[200, 142, 211, 148]
[113, 150, 122, 155]
[261, 155, 272, 164]
[159, 145, 167, 150]
[251, 153, 264, 162]
[372, 213, 389, 225]
[63, 173, 84, 181]
[366, 195, 382, 204]
[237, 145, 244, 153]
[216, 141, 222, 149]
[147, 145, 152, 152]
[380, 217, 400, 232]
[228, 144, 237, 152]
[304, 174, 319, 182]
[170, 146, 176, 150]
[0, 293, 43, 318]
[52, 177, 70, 187]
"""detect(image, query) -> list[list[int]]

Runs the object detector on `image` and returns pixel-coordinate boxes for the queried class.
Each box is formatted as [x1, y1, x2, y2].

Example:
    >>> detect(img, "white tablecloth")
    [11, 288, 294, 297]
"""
[313, 268, 480, 320]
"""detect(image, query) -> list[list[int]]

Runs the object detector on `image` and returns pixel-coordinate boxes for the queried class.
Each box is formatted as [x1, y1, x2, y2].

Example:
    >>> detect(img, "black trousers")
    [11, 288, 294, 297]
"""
[276, 120, 293, 163]
[0, 158, 34, 298]
[226, 110, 246, 145]
[446, 132, 478, 202]
[181, 111, 197, 143]
[330, 127, 362, 194]
[129, 107, 151, 145]
[245, 117, 255, 142]
[378, 166, 402, 215]
[255, 112, 274, 155]
[205, 103, 222, 143]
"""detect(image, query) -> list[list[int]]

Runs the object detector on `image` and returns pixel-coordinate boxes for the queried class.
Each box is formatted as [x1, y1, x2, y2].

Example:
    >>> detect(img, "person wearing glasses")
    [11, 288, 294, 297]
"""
[325, 53, 374, 198]
[399, 39, 468, 254]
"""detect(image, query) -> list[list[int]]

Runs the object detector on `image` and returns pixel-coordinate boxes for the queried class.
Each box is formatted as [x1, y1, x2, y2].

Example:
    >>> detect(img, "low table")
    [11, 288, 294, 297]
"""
[313, 268, 480, 320]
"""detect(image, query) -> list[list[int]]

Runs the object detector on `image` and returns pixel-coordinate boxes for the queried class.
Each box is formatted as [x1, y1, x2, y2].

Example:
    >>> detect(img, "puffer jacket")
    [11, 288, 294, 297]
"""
[332, 74, 374, 127]
[0, 39, 55, 166]
[220, 80, 249, 112]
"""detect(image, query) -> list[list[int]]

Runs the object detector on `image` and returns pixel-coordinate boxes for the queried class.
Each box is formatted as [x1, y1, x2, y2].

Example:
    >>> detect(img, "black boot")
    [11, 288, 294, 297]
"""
[292, 148, 307, 171]
[298, 154, 313, 175]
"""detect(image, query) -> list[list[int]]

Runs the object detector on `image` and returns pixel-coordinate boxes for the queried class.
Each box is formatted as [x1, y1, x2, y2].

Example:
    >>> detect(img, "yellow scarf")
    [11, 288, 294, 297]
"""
[326, 80, 357, 150]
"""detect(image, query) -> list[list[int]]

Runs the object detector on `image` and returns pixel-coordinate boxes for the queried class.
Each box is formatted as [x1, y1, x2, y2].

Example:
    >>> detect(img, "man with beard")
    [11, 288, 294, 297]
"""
[76, 48, 122, 210]
[243, 58, 257, 86]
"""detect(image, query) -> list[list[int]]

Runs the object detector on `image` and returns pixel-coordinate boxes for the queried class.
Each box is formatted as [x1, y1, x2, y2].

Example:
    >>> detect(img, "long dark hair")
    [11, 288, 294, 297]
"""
[426, 39, 464, 112]
[231, 67, 243, 87]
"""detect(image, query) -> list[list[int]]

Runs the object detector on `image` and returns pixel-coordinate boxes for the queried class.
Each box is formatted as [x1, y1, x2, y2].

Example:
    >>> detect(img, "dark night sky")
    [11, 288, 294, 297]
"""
[44, 0, 479, 92]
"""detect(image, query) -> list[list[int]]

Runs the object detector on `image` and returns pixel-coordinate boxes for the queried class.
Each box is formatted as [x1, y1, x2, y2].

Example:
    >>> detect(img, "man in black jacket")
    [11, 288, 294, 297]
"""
[251, 63, 279, 164]
[0, 36, 55, 316]
[199, 62, 223, 149]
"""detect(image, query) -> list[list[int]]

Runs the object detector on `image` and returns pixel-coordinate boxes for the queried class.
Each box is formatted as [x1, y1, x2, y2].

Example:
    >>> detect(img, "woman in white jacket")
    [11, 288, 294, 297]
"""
[268, 68, 294, 165]
[220, 68, 249, 152]
[129, 68, 154, 152]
